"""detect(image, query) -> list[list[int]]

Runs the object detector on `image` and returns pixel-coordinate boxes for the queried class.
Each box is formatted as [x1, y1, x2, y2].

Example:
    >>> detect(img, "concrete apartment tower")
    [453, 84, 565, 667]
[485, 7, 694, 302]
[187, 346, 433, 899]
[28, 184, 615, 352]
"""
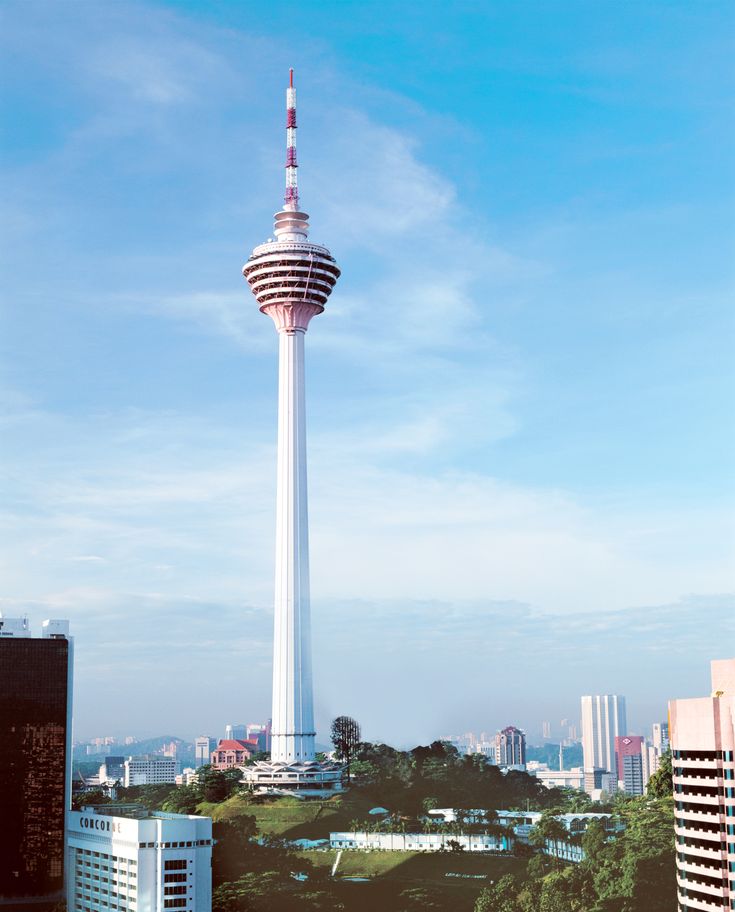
[581, 694, 627, 795]
[670, 657, 735, 912]
[241, 71, 342, 794]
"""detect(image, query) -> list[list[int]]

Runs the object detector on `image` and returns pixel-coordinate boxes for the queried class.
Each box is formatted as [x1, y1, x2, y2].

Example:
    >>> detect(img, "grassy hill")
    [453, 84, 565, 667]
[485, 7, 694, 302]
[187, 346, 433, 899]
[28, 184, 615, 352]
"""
[198, 792, 378, 840]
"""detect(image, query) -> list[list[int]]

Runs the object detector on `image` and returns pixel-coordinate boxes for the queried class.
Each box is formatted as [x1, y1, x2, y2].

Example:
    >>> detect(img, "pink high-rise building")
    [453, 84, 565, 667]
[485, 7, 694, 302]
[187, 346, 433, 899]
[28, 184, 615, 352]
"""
[614, 735, 644, 795]
[670, 657, 735, 912]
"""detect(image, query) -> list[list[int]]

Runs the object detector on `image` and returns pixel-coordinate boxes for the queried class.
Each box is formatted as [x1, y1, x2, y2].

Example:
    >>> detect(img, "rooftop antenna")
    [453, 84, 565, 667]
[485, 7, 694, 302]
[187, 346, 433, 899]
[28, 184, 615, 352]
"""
[285, 67, 298, 210]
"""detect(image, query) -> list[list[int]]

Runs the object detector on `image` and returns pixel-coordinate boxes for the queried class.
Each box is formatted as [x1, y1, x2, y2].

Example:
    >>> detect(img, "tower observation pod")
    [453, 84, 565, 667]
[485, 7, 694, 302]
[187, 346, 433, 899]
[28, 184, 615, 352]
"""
[241, 71, 344, 795]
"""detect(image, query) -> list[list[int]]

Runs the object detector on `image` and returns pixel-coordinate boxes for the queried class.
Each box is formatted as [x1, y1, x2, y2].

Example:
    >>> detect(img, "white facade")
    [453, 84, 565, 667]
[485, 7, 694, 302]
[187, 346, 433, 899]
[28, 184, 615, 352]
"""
[330, 832, 511, 852]
[124, 756, 177, 787]
[66, 807, 212, 912]
[670, 658, 735, 912]
[194, 737, 216, 769]
[531, 767, 585, 790]
[581, 694, 626, 793]
[175, 768, 197, 787]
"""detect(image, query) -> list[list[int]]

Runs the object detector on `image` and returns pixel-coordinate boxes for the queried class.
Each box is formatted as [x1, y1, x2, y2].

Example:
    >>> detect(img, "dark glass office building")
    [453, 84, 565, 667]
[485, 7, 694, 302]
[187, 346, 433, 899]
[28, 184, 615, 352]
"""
[0, 618, 73, 912]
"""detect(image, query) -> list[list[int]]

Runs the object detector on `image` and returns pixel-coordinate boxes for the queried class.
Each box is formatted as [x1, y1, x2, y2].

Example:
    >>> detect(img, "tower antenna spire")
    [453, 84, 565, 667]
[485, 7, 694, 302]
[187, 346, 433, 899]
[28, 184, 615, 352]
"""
[285, 68, 298, 210]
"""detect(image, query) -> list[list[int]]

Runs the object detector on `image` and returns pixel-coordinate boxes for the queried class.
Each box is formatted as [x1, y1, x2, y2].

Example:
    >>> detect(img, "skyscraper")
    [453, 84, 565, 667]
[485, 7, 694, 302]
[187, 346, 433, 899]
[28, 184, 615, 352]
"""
[614, 735, 644, 795]
[581, 694, 626, 795]
[194, 735, 217, 768]
[670, 657, 735, 912]
[241, 71, 342, 794]
[0, 616, 73, 910]
[495, 726, 527, 770]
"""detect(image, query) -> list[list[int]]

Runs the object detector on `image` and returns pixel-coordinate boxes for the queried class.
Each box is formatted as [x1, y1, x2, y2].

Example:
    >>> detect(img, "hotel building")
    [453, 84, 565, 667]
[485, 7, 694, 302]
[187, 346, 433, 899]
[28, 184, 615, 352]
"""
[670, 658, 735, 912]
[66, 805, 212, 912]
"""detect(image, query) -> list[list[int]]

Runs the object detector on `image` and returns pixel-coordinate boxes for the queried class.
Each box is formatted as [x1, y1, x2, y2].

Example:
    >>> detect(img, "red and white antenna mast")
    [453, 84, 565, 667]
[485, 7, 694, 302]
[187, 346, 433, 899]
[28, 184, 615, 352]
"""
[285, 67, 299, 210]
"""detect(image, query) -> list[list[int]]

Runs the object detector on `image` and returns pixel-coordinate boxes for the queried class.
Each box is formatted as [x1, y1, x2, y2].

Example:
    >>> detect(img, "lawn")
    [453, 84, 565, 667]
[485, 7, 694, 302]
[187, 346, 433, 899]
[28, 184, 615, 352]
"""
[299, 849, 526, 881]
[295, 850, 528, 911]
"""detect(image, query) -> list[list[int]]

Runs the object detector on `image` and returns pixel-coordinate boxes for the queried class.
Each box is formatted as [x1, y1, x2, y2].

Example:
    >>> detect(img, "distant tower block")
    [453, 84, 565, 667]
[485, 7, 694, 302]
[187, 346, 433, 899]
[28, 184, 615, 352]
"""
[241, 71, 342, 795]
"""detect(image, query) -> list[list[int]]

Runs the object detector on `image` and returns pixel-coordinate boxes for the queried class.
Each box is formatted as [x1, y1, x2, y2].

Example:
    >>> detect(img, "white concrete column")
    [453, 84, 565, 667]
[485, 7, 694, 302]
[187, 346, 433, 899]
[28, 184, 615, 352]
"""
[270, 327, 315, 763]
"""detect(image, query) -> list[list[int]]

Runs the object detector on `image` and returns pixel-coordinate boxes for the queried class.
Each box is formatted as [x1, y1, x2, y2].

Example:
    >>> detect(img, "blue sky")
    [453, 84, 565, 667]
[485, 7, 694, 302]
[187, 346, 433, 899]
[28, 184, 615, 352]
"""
[1, 0, 733, 745]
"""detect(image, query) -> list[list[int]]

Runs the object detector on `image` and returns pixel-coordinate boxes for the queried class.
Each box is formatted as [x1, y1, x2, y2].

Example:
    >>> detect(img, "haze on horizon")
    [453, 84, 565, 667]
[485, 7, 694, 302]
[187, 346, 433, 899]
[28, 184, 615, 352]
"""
[1, 0, 733, 747]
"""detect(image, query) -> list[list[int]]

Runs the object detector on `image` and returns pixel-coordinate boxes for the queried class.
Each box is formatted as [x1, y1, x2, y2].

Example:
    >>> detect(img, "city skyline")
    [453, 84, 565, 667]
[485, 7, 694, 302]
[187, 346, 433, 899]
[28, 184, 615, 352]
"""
[1, 0, 733, 746]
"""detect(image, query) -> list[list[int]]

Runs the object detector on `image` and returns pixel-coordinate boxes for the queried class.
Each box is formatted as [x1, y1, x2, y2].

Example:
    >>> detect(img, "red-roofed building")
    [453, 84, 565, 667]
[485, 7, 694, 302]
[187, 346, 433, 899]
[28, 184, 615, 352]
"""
[210, 738, 260, 770]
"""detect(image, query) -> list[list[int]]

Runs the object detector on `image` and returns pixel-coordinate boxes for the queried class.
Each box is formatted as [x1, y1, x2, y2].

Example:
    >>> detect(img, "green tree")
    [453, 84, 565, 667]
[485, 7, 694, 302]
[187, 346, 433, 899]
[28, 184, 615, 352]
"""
[529, 812, 569, 867]
[646, 751, 672, 799]
[475, 874, 520, 912]
[330, 715, 361, 784]
[539, 866, 595, 912]
[580, 818, 607, 867]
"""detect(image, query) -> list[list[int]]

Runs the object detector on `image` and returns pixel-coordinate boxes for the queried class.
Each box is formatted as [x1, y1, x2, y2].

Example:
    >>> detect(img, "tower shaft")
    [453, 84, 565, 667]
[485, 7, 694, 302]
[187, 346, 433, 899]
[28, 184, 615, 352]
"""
[243, 70, 342, 793]
[271, 328, 315, 763]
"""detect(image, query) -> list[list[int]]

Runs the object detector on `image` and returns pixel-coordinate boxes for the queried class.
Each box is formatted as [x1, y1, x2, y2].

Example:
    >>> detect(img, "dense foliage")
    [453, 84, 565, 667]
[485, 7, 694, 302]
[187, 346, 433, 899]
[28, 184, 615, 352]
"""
[349, 740, 571, 816]
[473, 794, 675, 912]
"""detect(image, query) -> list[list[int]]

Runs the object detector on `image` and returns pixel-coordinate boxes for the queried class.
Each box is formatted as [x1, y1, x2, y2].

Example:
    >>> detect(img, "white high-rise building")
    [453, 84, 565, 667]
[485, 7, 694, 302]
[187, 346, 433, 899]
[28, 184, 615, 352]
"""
[194, 736, 216, 769]
[652, 721, 670, 752]
[581, 694, 627, 794]
[66, 805, 212, 912]
[241, 71, 343, 794]
[123, 755, 177, 787]
[670, 658, 735, 912]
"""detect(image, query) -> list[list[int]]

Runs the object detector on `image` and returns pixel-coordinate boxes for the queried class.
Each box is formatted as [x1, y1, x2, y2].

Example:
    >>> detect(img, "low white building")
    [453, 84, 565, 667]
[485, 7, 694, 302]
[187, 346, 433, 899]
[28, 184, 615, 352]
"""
[330, 831, 511, 852]
[66, 805, 212, 912]
[531, 767, 585, 791]
[175, 768, 198, 787]
[124, 755, 177, 787]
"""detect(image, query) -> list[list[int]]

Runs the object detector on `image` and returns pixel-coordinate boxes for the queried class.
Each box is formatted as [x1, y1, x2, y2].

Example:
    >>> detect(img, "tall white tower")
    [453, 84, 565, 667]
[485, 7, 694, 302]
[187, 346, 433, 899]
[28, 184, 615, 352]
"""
[581, 694, 627, 794]
[241, 71, 343, 793]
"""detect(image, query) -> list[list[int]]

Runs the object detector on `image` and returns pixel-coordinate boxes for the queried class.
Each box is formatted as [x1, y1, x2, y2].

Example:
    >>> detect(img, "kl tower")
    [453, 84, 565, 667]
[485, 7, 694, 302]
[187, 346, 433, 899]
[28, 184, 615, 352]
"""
[242, 71, 343, 794]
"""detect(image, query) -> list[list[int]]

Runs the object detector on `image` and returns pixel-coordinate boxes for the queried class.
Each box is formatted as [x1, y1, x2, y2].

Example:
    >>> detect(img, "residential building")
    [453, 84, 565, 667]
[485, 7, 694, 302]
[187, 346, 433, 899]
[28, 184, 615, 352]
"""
[670, 657, 735, 912]
[124, 755, 177, 787]
[175, 768, 198, 787]
[0, 616, 73, 911]
[225, 723, 247, 741]
[495, 726, 526, 770]
[615, 735, 645, 795]
[210, 738, 259, 770]
[66, 804, 212, 911]
[194, 736, 217, 769]
[542, 720, 551, 739]
[581, 694, 626, 795]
